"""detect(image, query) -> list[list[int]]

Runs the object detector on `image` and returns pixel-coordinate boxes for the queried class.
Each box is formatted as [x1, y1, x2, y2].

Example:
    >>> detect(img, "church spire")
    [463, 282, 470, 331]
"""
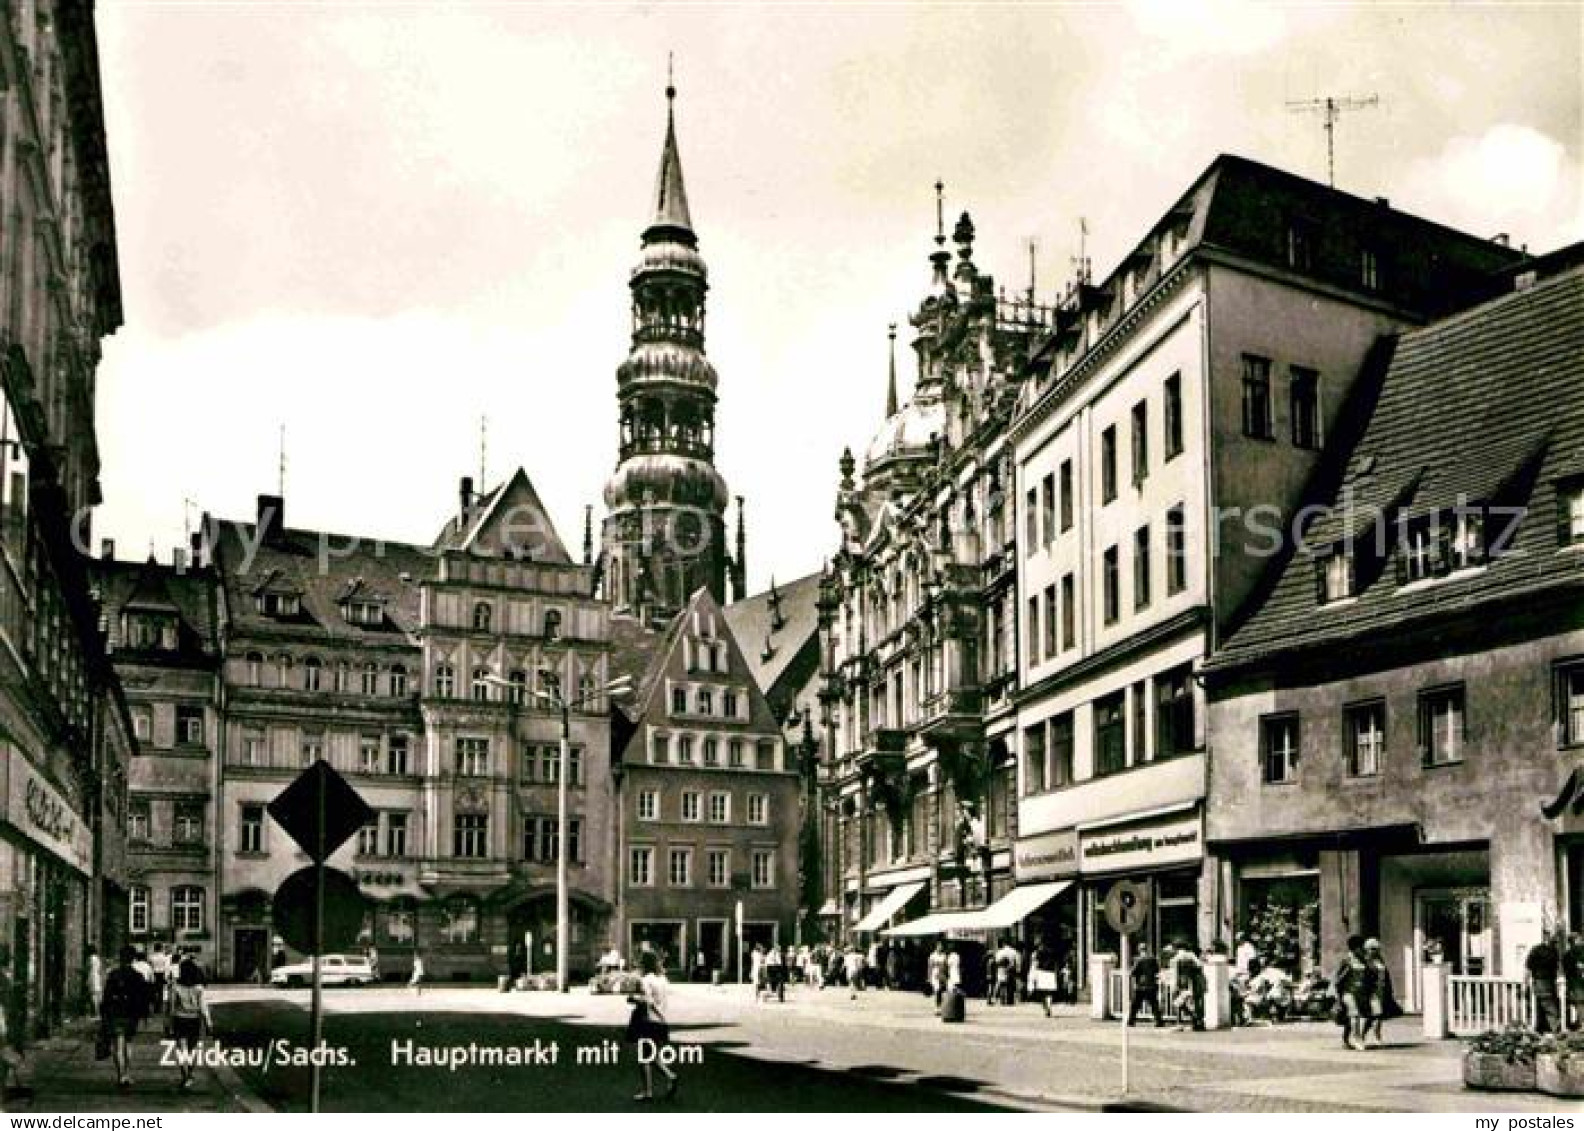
[885, 323, 899, 417]
[649, 62, 693, 237]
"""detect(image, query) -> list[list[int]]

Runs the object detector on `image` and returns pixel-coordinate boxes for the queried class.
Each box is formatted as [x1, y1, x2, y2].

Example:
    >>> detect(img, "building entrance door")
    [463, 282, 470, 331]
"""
[234, 928, 269, 984]
[696, 920, 727, 981]
[1417, 888, 1492, 975]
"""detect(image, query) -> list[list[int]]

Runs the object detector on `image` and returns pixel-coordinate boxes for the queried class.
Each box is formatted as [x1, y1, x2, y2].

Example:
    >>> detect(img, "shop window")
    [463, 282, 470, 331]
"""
[1094, 693, 1126, 777]
[1345, 700, 1386, 777]
[1420, 685, 1466, 766]
[1261, 713, 1300, 783]
[171, 886, 204, 933]
[385, 900, 416, 945]
[441, 897, 480, 945]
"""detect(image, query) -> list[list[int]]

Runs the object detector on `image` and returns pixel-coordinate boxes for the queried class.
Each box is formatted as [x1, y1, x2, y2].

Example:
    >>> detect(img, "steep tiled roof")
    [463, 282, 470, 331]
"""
[1210, 258, 1584, 671]
[431, 468, 573, 564]
[723, 572, 821, 710]
[91, 557, 219, 661]
[206, 517, 433, 646]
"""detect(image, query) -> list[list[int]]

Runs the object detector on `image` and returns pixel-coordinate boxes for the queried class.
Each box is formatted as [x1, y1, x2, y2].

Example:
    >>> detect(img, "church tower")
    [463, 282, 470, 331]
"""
[602, 79, 739, 621]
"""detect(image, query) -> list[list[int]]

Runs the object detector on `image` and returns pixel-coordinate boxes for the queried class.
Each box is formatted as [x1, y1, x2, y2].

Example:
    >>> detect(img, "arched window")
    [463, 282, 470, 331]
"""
[303, 656, 322, 692]
[277, 654, 293, 687]
[435, 663, 455, 698]
[472, 602, 492, 632]
[471, 667, 491, 701]
[388, 664, 407, 697]
[334, 662, 349, 694]
[244, 652, 263, 687]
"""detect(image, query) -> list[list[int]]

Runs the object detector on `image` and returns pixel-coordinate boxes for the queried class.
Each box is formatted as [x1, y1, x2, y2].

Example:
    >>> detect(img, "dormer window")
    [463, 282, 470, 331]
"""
[1315, 548, 1353, 604]
[1402, 520, 1436, 583]
[256, 592, 300, 618]
[1559, 479, 1584, 547]
[344, 600, 383, 627]
[1451, 509, 1486, 570]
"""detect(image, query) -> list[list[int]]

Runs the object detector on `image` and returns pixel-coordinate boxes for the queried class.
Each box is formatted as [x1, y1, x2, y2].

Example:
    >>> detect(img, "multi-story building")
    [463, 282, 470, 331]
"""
[819, 198, 1051, 946]
[91, 550, 221, 971]
[0, 0, 128, 1035]
[1202, 250, 1583, 1002]
[1009, 155, 1523, 978]
[614, 587, 799, 975]
[600, 81, 744, 624]
[207, 479, 619, 981]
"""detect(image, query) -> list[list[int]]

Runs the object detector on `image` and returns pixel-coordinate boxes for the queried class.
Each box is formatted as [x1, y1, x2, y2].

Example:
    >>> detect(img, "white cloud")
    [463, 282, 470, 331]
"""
[1399, 124, 1579, 248]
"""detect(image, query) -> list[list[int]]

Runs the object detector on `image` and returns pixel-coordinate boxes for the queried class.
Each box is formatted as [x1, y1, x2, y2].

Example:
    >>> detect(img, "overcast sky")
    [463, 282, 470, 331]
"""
[92, 1, 1582, 592]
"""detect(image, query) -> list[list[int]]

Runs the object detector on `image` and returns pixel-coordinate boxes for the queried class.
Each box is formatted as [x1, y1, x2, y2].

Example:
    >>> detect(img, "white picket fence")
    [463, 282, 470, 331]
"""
[1446, 974, 1533, 1036]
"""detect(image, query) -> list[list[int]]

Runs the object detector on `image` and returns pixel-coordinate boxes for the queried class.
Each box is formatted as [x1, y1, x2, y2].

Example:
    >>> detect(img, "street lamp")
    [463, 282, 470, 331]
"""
[485, 667, 632, 992]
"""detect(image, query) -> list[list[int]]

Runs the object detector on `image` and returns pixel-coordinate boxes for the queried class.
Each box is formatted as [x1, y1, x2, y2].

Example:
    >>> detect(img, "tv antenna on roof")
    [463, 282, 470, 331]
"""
[277, 423, 286, 496]
[1286, 93, 1379, 187]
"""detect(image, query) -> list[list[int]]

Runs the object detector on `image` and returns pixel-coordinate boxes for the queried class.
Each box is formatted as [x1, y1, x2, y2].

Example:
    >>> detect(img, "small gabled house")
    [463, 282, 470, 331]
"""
[614, 588, 801, 976]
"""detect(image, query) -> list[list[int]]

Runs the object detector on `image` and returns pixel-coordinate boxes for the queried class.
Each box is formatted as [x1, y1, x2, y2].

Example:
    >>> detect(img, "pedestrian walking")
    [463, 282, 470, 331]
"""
[86, 946, 104, 1018]
[1028, 942, 1058, 1018]
[844, 945, 866, 999]
[1127, 944, 1164, 1027]
[1564, 934, 1584, 1030]
[1361, 938, 1399, 1047]
[101, 945, 152, 1089]
[626, 949, 678, 1102]
[764, 945, 785, 1002]
[1171, 942, 1205, 1031]
[409, 954, 426, 997]
[926, 942, 948, 1011]
[149, 943, 171, 1012]
[1333, 934, 1368, 1049]
[993, 939, 1020, 1006]
[1527, 935, 1564, 1034]
[166, 955, 213, 1091]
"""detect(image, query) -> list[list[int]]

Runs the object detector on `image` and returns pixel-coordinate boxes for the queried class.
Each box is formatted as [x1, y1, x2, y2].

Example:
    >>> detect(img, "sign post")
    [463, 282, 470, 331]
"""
[1104, 879, 1150, 1098]
[268, 761, 374, 1114]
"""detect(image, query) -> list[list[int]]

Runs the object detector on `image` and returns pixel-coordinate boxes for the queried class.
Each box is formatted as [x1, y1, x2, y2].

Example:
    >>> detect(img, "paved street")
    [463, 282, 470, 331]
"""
[182, 982, 1577, 1114]
[10, 982, 1581, 1113]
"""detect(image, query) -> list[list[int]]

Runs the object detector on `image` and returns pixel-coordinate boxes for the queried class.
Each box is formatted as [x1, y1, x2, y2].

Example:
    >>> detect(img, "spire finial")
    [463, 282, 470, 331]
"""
[934, 180, 945, 246]
[885, 323, 899, 417]
[666, 51, 675, 102]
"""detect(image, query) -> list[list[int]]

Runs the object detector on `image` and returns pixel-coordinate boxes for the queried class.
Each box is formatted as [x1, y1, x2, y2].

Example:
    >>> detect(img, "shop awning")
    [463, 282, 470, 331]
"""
[882, 911, 982, 938]
[852, 881, 926, 933]
[816, 899, 840, 917]
[954, 881, 1073, 930]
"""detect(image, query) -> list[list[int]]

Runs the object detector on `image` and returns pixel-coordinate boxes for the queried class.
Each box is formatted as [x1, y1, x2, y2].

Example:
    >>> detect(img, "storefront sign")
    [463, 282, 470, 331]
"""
[1079, 812, 1201, 876]
[5, 747, 92, 874]
[1013, 829, 1079, 880]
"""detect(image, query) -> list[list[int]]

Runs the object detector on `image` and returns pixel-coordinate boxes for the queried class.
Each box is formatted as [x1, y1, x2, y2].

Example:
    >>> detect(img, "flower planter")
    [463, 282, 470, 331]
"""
[1463, 1050, 1537, 1092]
[1537, 1054, 1584, 1099]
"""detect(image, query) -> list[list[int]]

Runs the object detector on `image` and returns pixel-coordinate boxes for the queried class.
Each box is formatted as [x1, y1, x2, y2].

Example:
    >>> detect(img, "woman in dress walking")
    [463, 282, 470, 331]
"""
[627, 949, 678, 1102]
[166, 955, 213, 1091]
[1361, 938, 1399, 1047]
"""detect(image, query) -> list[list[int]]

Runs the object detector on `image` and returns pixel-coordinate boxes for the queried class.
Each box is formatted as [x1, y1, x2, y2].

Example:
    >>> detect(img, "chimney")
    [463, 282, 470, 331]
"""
[1375, 196, 1390, 207]
[256, 493, 285, 544]
[189, 530, 203, 571]
[100, 538, 115, 560]
[172, 546, 187, 572]
[459, 476, 474, 523]
[1492, 233, 1511, 247]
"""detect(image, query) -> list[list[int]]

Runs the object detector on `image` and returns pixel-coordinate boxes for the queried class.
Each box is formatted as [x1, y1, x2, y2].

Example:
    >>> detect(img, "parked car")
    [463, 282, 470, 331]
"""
[270, 954, 375, 988]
